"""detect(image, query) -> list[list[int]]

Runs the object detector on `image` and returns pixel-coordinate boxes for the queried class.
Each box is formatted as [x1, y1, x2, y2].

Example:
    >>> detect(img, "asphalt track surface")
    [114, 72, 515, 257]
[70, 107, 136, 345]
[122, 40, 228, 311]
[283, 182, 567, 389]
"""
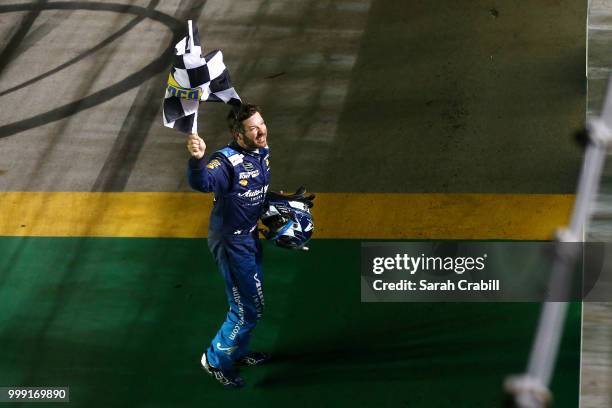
[0, 0, 584, 192]
[0, 0, 587, 407]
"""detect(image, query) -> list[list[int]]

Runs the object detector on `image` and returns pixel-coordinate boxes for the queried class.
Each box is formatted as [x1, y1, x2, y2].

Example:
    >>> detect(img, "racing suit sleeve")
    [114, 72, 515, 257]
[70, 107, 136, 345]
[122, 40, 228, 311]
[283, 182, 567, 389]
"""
[187, 155, 231, 194]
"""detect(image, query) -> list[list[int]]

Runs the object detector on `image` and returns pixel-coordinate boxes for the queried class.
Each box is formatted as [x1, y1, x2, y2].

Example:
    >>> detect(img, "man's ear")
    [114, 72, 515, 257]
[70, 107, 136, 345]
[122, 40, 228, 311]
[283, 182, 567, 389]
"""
[233, 130, 244, 142]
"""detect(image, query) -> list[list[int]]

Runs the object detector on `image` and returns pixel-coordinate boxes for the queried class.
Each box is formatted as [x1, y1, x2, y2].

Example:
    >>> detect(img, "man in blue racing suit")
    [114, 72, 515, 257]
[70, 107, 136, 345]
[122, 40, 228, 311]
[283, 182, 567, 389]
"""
[186, 104, 271, 388]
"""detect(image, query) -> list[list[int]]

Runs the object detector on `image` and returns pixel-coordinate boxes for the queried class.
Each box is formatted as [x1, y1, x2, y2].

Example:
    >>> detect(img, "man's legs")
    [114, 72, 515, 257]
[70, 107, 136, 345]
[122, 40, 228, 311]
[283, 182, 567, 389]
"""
[206, 234, 264, 371]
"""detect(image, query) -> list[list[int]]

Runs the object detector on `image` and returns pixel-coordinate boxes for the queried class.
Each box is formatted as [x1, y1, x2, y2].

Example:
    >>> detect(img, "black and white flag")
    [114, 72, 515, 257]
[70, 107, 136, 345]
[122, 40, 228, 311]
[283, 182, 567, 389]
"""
[162, 20, 241, 134]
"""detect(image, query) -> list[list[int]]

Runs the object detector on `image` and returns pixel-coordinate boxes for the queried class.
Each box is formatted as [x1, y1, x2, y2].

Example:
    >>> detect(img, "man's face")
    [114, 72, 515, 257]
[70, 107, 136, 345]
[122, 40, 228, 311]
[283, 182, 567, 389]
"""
[236, 112, 267, 149]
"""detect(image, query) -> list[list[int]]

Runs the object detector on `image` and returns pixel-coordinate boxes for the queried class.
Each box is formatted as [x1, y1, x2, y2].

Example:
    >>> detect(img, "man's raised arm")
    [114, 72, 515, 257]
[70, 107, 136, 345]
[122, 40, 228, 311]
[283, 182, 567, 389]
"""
[186, 133, 230, 193]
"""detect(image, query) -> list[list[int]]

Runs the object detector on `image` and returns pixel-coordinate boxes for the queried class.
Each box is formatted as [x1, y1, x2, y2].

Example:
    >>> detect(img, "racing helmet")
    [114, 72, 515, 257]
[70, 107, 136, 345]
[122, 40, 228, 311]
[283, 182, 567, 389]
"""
[260, 187, 315, 249]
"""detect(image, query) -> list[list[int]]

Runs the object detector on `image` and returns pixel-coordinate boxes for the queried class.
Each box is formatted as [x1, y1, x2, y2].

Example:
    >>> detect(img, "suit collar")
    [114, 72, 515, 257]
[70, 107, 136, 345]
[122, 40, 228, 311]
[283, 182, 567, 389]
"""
[229, 141, 269, 157]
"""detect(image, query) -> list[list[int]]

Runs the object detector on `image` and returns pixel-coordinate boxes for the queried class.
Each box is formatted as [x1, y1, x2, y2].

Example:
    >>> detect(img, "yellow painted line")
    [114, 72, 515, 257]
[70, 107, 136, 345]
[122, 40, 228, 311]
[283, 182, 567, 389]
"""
[316, 193, 573, 240]
[0, 192, 574, 239]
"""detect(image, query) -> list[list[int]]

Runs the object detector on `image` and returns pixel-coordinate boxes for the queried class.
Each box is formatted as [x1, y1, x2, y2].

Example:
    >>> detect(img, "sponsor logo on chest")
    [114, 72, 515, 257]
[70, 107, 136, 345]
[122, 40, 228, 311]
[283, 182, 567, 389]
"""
[238, 186, 269, 199]
[239, 170, 260, 180]
[242, 161, 255, 171]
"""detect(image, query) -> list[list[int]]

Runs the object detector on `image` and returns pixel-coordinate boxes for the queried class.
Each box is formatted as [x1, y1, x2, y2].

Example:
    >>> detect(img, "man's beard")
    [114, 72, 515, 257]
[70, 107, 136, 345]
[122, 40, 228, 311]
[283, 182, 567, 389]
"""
[242, 133, 266, 150]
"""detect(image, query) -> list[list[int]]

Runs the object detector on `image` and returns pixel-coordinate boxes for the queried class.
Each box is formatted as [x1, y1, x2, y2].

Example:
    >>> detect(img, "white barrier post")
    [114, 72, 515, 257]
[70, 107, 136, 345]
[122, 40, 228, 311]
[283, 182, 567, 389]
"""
[503, 79, 612, 408]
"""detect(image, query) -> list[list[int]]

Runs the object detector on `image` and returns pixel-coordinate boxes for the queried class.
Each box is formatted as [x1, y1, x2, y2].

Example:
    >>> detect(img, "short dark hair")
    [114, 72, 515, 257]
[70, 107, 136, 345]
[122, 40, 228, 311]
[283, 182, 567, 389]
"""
[227, 103, 261, 134]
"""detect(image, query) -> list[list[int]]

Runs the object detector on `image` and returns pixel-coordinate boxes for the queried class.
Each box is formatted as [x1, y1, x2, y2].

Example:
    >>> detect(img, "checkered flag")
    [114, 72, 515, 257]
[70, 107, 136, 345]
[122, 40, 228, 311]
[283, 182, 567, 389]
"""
[162, 20, 241, 134]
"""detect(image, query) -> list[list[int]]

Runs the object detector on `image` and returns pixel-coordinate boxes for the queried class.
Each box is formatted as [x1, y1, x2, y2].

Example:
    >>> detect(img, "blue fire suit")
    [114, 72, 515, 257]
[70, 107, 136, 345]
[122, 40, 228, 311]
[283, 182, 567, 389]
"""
[188, 142, 270, 370]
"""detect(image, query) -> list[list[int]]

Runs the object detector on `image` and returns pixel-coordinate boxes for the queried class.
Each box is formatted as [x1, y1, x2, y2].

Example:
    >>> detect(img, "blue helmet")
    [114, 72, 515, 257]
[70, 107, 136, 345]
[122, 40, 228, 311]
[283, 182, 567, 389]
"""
[261, 187, 315, 250]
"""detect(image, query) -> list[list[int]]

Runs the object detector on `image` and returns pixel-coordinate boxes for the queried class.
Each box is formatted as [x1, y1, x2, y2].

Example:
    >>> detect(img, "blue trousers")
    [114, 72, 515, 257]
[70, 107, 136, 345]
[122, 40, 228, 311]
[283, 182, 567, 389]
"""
[206, 232, 264, 370]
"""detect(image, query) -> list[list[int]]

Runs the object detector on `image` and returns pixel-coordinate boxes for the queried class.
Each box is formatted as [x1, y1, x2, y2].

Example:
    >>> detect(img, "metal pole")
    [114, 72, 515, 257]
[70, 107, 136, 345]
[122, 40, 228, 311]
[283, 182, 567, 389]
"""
[504, 84, 612, 408]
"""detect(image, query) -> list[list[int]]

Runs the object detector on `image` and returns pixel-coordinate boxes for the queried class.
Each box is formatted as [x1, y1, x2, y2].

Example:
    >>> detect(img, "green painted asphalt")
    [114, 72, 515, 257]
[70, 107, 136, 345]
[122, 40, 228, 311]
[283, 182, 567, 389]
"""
[0, 237, 579, 407]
